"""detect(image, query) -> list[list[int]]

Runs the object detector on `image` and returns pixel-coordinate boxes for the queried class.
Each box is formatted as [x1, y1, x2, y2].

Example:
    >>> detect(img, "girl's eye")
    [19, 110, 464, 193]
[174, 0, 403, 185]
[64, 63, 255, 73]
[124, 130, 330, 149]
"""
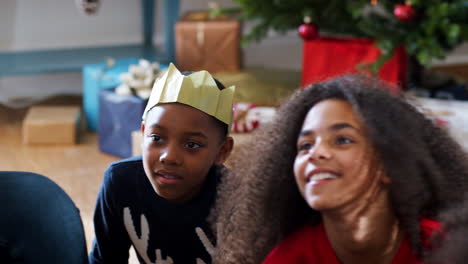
[298, 142, 313, 151]
[336, 136, 353, 145]
[150, 134, 162, 142]
[185, 142, 202, 149]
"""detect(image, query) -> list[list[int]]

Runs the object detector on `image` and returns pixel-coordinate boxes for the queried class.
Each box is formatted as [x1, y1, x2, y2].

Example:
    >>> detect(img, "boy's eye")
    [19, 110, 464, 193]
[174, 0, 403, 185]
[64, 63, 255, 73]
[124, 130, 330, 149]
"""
[150, 134, 162, 142]
[185, 141, 202, 149]
[336, 136, 353, 145]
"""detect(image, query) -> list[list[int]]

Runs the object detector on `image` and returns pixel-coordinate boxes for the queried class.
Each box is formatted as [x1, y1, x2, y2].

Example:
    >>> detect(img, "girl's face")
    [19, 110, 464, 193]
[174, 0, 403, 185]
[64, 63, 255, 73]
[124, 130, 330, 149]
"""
[294, 99, 389, 212]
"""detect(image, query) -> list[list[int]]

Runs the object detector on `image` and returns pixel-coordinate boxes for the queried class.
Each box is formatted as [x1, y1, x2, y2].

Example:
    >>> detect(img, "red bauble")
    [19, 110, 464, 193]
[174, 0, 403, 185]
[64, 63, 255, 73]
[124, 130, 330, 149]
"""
[298, 23, 318, 40]
[394, 4, 415, 22]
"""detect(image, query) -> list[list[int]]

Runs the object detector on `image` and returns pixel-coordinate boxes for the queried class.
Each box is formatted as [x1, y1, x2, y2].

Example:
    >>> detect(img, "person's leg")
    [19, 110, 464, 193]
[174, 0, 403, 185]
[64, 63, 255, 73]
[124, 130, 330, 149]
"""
[0, 171, 88, 264]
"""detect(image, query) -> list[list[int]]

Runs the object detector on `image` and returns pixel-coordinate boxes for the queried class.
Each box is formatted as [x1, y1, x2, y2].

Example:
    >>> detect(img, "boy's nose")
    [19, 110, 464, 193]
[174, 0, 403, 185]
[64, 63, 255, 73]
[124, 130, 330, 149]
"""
[159, 145, 181, 165]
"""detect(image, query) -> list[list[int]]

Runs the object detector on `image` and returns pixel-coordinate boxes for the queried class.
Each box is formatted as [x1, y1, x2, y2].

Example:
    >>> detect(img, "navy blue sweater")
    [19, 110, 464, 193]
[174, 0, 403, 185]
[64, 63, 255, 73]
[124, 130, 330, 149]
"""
[89, 156, 223, 264]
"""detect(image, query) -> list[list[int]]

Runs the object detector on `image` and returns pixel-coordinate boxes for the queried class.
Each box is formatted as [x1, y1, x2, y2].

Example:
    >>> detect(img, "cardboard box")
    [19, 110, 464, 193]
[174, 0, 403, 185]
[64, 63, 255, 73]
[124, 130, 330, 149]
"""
[98, 89, 147, 158]
[22, 106, 81, 145]
[175, 18, 241, 73]
[132, 130, 143, 157]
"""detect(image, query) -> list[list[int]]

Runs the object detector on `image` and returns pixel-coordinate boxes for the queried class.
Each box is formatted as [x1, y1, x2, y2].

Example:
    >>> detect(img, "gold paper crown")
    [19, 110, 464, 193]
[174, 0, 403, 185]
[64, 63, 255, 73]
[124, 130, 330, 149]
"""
[142, 63, 235, 125]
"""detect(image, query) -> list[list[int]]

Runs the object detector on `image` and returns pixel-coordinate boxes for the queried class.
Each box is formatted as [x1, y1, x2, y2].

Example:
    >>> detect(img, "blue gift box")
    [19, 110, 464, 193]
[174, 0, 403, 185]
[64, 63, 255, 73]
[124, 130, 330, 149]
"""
[98, 89, 148, 158]
[83, 58, 139, 131]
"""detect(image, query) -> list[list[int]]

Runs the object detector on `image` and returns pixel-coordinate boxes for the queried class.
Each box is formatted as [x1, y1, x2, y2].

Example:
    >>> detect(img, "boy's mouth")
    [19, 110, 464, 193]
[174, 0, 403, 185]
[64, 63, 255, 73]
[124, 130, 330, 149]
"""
[155, 170, 183, 182]
[159, 173, 178, 179]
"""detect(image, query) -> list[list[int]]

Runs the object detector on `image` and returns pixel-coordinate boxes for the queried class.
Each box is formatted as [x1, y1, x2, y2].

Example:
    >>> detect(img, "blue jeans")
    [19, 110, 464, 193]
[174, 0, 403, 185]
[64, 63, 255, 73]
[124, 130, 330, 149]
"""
[0, 171, 88, 264]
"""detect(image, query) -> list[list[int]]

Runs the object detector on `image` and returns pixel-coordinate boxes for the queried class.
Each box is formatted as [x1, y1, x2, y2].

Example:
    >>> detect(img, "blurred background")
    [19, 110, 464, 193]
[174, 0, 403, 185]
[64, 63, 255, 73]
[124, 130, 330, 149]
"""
[1, 1, 468, 263]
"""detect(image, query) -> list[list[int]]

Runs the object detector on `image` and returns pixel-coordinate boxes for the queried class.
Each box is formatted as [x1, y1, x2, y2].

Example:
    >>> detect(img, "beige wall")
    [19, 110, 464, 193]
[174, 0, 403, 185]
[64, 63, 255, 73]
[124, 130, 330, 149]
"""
[0, 0, 303, 70]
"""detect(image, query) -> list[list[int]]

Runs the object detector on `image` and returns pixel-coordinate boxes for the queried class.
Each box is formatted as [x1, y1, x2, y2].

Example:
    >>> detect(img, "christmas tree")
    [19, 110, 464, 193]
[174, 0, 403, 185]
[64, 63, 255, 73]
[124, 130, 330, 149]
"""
[221, 0, 468, 69]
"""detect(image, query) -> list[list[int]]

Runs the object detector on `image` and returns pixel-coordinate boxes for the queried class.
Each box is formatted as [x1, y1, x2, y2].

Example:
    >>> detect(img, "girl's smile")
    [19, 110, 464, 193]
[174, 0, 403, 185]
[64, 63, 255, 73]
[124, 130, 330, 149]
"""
[306, 169, 340, 185]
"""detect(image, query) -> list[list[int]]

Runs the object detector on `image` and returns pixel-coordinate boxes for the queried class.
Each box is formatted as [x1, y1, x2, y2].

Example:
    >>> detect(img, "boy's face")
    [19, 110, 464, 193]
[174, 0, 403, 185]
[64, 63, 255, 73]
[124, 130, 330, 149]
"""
[141, 103, 233, 203]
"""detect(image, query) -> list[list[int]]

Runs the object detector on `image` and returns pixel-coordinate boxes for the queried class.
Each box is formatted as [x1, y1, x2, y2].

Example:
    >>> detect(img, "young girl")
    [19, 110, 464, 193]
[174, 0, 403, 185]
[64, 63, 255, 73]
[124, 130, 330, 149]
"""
[211, 75, 468, 264]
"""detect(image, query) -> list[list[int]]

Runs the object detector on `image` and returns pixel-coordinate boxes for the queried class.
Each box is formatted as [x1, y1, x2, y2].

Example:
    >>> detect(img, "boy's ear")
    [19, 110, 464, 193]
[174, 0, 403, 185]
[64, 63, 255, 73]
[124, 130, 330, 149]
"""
[215, 136, 234, 165]
[141, 122, 145, 134]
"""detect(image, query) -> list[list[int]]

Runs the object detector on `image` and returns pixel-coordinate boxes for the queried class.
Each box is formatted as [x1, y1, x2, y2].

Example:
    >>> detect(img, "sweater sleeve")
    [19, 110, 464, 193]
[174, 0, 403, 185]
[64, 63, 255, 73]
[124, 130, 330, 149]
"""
[89, 165, 131, 264]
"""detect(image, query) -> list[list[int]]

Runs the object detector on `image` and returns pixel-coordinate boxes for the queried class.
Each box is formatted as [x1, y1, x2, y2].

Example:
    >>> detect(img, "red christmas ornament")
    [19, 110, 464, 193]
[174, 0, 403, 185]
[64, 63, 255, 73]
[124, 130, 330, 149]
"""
[394, 4, 415, 22]
[298, 16, 318, 40]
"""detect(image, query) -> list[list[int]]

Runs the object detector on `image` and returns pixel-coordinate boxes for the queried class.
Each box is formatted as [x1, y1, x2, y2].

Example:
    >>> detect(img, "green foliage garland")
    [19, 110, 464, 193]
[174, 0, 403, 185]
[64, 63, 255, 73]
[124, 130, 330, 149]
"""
[224, 0, 468, 68]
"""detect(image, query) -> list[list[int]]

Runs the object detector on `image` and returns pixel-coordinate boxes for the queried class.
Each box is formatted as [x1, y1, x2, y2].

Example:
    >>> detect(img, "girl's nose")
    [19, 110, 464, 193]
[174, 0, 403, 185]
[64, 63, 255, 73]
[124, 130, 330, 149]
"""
[308, 141, 332, 161]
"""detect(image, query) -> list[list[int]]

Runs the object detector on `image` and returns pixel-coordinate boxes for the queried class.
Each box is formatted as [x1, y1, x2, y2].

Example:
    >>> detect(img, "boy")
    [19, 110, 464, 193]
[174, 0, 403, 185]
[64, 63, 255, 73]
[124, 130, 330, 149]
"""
[89, 63, 235, 264]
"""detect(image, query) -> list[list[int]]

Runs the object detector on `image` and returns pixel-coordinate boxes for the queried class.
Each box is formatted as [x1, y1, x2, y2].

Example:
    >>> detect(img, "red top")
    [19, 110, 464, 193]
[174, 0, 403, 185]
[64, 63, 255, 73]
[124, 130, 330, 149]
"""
[263, 219, 440, 264]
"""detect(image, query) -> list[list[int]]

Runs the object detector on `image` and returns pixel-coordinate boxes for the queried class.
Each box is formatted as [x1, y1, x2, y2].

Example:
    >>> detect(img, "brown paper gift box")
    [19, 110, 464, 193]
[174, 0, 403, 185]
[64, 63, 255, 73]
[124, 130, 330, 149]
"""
[175, 19, 241, 73]
[22, 106, 81, 145]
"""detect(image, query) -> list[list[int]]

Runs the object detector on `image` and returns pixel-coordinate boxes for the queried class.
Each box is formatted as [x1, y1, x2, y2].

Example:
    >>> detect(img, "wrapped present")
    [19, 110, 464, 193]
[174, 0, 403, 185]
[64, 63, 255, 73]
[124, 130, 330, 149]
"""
[231, 103, 276, 133]
[302, 37, 408, 94]
[98, 89, 147, 158]
[215, 67, 301, 106]
[175, 11, 241, 73]
[97, 60, 165, 157]
[83, 58, 139, 131]
[114, 59, 162, 99]
[22, 106, 81, 145]
[231, 103, 259, 133]
[411, 96, 468, 151]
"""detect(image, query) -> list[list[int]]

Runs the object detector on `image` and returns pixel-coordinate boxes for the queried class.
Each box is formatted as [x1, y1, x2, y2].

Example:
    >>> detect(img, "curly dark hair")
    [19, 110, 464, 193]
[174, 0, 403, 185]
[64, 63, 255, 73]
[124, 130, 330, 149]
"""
[210, 74, 468, 264]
